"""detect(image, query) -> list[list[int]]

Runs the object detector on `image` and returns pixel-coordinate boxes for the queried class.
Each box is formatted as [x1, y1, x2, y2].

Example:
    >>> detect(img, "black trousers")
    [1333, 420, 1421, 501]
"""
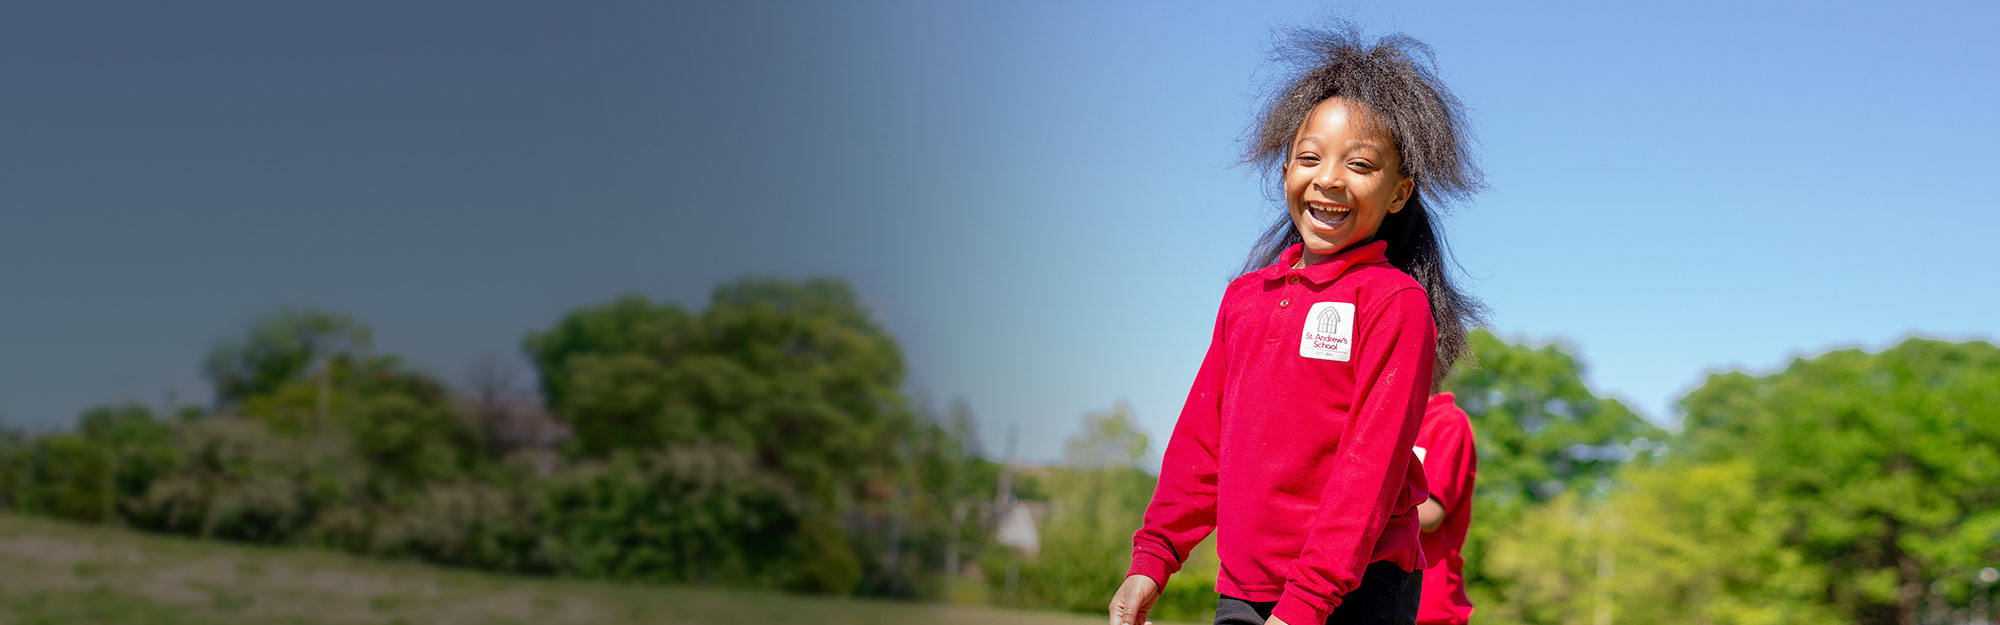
[1213, 561, 1421, 625]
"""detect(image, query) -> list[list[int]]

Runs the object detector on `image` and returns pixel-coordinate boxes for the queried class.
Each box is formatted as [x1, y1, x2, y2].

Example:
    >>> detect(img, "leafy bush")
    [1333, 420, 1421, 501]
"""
[8, 435, 116, 523]
[534, 444, 812, 587]
[121, 418, 364, 544]
[372, 480, 549, 572]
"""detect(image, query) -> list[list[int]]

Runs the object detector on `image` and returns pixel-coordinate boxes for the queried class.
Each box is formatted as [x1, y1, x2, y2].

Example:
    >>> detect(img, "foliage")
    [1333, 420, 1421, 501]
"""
[338, 388, 481, 490]
[853, 397, 993, 599]
[984, 404, 1220, 619]
[5, 434, 115, 523]
[210, 310, 488, 499]
[1443, 330, 1666, 507]
[202, 309, 372, 409]
[367, 478, 547, 572]
[122, 417, 366, 543]
[1441, 329, 1665, 609]
[1679, 338, 2000, 625]
[78, 404, 182, 511]
[1477, 460, 1836, 625]
[0, 279, 985, 604]
[20, 278, 2000, 625]
[532, 444, 814, 587]
[525, 278, 913, 508]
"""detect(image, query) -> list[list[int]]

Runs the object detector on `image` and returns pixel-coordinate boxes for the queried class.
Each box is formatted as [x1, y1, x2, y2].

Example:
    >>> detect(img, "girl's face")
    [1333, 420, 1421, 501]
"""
[1283, 97, 1415, 265]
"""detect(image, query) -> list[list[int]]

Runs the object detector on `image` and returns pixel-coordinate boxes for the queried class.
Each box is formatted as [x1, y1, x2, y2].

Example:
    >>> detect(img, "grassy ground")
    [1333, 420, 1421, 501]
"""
[0, 512, 1135, 625]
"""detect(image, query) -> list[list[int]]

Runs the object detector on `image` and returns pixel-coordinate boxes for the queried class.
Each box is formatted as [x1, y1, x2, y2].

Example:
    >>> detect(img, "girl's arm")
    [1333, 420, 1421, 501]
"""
[1126, 299, 1229, 588]
[1417, 497, 1447, 532]
[1271, 287, 1435, 625]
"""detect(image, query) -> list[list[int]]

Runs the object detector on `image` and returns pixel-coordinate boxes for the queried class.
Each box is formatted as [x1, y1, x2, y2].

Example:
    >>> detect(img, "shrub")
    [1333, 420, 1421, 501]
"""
[535, 444, 808, 586]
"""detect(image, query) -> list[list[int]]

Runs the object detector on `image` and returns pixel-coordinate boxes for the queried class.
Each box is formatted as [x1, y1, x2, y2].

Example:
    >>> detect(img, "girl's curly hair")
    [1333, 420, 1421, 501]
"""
[1241, 21, 1487, 382]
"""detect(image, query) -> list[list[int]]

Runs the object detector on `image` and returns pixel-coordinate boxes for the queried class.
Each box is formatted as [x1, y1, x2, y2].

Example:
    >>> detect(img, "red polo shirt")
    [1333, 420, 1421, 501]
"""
[1415, 392, 1477, 625]
[1129, 240, 1436, 625]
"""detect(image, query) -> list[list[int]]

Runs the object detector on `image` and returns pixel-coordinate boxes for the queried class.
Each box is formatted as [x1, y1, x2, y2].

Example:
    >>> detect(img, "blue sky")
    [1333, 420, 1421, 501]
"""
[3, 1, 1996, 465]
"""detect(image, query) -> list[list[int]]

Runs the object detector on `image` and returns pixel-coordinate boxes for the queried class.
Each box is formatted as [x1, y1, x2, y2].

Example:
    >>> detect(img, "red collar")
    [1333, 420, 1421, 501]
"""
[1427, 392, 1457, 412]
[1257, 240, 1391, 285]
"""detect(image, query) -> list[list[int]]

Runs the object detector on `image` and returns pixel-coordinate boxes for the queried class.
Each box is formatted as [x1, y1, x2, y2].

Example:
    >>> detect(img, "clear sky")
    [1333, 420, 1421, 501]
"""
[3, 1, 1996, 465]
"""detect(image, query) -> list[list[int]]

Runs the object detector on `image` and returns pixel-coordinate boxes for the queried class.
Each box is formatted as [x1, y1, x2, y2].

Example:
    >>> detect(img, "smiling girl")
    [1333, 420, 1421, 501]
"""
[1107, 22, 1486, 625]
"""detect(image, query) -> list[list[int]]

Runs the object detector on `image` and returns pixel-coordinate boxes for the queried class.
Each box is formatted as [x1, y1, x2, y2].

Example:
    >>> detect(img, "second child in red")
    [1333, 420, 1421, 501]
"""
[1414, 393, 1478, 625]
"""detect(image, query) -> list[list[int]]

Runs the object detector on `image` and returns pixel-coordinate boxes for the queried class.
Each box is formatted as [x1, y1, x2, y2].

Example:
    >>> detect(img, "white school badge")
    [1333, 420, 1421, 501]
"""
[1299, 301, 1355, 362]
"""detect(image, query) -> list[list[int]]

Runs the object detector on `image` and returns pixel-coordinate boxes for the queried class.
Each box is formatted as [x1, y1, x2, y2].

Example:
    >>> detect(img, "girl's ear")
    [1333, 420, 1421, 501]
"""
[1388, 175, 1415, 213]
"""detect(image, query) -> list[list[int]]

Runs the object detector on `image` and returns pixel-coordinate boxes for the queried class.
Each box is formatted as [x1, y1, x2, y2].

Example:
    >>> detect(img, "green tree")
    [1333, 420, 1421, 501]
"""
[1604, 460, 1834, 625]
[519, 277, 919, 595]
[208, 310, 485, 490]
[341, 387, 481, 489]
[1441, 330, 1665, 609]
[7, 434, 115, 523]
[202, 309, 372, 409]
[1443, 330, 1666, 507]
[995, 404, 1203, 617]
[868, 397, 989, 598]
[1679, 338, 2000, 625]
[1470, 489, 1595, 625]
[77, 403, 182, 520]
[0, 424, 18, 509]
[530, 445, 816, 588]
[1478, 460, 1835, 625]
[524, 277, 913, 507]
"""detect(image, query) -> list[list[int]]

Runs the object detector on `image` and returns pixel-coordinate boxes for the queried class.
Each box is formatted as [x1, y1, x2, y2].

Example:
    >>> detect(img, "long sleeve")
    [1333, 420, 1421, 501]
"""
[1127, 298, 1229, 587]
[1271, 288, 1435, 625]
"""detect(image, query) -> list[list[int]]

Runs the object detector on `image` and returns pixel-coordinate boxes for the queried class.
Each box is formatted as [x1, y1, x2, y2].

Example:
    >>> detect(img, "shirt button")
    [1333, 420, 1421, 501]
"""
[1288, 276, 1299, 284]
[1279, 299, 1289, 308]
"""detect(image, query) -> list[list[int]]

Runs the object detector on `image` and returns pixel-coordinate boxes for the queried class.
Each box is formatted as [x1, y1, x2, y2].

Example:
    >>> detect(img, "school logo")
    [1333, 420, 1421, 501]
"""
[1299, 301, 1355, 362]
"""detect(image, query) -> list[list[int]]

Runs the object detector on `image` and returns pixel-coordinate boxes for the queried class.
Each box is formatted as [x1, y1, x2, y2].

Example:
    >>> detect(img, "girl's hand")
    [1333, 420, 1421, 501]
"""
[1267, 617, 1291, 625]
[1107, 574, 1161, 625]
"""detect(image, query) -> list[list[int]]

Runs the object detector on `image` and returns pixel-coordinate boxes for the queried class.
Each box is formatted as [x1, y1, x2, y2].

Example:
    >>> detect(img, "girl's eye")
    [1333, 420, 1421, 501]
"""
[1347, 161, 1375, 172]
[1295, 155, 1320, 165]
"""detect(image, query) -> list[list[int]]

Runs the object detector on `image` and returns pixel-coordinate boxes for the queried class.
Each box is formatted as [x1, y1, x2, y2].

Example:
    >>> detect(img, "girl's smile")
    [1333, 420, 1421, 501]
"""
[1304, 201, 1354, 231]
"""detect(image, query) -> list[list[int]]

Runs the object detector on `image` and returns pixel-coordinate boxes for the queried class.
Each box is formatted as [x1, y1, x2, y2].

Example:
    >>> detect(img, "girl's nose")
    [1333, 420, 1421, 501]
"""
[1315, 168, 1343, 190]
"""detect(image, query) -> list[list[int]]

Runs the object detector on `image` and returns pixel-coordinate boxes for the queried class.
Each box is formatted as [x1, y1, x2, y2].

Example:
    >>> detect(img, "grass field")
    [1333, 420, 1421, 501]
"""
[0, 512, 1144, 625]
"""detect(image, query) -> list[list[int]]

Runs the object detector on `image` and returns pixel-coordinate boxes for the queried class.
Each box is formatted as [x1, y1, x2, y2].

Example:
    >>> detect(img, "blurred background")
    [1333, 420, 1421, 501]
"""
[2, 1, 1996, 624]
